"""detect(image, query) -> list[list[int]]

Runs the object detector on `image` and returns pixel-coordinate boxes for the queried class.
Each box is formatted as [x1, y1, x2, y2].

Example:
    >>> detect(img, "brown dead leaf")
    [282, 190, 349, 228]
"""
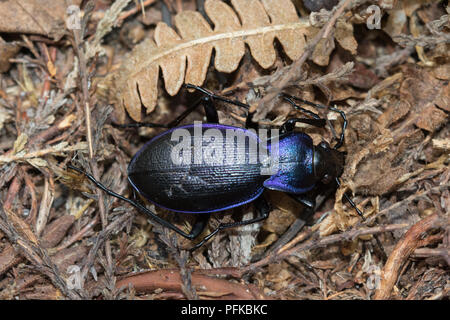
[384, 8, 407, 37]
[347, 114, 383, 147]
[0, 244, 22, 276]
[52, 246, 88, 272]
[432, 138, 450, 152]
[433, 82, 450, 112]
[400, 67, 441, 105]
[4, 208, 39, 245]
[377, 100, 411, 128]
[318, 212, 339, 236]
[262, 208, 296, 235]
[369, 72, 404, 99]
[40, 215, 75, 248]
[432, 64, 450, 81]
[0, 0, 82, 40]
[335, 20, 357, 55]
[110, 0, 312, 122]
[319, 188, 359, 236]
[0, 37, 20, 73]
[402, 0, 430, 17]
[340, 239, 359, 256]
[415, 103, 448, 132]
[266, 262, 292, 284]
[352, 154, 408, 196]
[343, 123, 406, 197]
[312, 36, 335, 66]
[347, 62, 379, 90]
[139, 6, 162, 26]
[416, 1, 446, 24]
[399, 66, 449, 131]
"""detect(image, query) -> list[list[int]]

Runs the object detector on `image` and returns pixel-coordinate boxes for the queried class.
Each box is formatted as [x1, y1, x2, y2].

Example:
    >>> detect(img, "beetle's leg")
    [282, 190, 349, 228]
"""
[266, 186, 339, 255]
[189, 214, 210, 239]
[202, 95, 219, 124]
[280, 118, 326, 134]
[244, 111, 259, 130]
[280, 94, 322, 120]
[190, 195, 270, 251]
[114, 94, 220, 129]
[290, 193, 316, 210]
[114, 86, 227, 129]
[280, 93, 347, 149]
[129, 187, 209, 239]
[183, 84, 260, 128]
[273, 192, 317, 247]
[67, 165, 209, 240]
[183, 84, 266, 130]
[167, 94, 221, 127]
[279, 94, 328, 133]
[168, 93, 220, 125]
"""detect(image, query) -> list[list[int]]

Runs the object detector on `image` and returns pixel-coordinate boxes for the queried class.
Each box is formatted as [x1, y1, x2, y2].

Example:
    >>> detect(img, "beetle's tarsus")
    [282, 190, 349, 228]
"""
[280, 93, 347, 149]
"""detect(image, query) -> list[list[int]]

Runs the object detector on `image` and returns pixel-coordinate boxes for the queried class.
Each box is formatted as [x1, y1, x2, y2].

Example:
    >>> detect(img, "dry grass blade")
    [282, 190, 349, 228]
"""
[110, 0, 311, 122]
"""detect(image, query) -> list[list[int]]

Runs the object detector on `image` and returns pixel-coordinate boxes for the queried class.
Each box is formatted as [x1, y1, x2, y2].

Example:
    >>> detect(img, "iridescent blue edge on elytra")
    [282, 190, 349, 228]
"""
[129, 176, 265, 214]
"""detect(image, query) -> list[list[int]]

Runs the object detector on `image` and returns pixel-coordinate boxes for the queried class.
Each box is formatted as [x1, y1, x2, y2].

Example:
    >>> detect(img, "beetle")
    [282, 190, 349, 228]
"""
[69, 84, 363, 250]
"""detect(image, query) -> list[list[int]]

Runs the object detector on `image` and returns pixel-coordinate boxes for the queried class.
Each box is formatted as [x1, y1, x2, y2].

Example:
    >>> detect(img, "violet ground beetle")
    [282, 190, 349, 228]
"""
[69, 84, 364, 250]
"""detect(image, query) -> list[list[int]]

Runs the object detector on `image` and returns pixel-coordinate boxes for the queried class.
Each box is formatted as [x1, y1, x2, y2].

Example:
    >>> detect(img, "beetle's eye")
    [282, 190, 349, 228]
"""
[322, 174, 332, 184]
[319, 141, 330, 149]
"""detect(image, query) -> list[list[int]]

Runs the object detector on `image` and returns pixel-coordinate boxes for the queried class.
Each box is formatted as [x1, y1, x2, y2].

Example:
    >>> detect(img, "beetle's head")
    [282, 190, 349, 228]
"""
[313, 141, 344, 184]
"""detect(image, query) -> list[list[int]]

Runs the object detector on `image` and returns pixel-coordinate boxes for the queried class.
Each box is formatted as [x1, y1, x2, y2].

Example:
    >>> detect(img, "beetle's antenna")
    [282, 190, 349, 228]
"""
[184, 83, 250, 110]
[112, 122, 169, 129]
[280, 94, 347, 150]
[280, 94, 322, 120]
[335, 178, 365, 220]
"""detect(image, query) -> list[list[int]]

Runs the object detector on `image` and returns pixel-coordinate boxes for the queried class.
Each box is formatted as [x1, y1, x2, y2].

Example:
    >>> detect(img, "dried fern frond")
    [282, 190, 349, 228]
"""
[110, 0, 313, 122]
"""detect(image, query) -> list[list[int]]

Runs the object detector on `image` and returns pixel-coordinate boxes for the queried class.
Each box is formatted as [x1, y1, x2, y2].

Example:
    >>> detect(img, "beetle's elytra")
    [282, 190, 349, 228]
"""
[69, 84, 363, 250]
[128, 123, 267, 213]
